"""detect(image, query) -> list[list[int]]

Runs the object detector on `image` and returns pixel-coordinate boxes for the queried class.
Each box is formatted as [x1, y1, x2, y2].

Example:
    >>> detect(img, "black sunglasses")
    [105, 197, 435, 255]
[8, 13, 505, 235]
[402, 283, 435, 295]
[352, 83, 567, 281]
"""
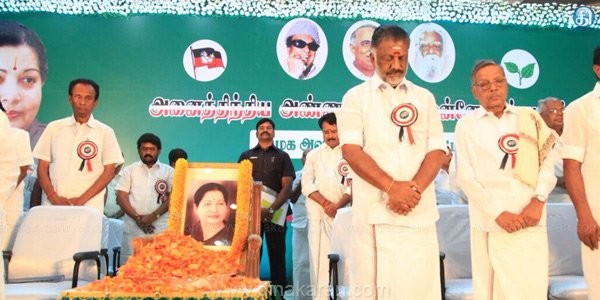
[287, 39, 320, 51]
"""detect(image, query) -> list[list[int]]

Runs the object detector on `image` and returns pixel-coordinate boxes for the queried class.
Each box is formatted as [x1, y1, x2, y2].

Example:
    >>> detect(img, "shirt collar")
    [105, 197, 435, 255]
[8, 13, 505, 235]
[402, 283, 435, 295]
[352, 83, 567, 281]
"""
[474, 103, 517, 119]
[251, 143, 275, 151]
[592, 81, 600, 99]
[68, 114, 98, 127]
[368, 74, 409, 92]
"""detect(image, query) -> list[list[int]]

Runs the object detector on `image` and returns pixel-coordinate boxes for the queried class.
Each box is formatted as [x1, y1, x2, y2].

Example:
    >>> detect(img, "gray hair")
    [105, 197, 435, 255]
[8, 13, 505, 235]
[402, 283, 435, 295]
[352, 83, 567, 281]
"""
[537, 97, 563, 113]
[470, 59, 504, 85]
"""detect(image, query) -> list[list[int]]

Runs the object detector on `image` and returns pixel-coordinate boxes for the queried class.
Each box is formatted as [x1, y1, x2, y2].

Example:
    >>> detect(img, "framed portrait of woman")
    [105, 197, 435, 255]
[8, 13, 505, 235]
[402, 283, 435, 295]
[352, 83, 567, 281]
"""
[182, 163, 240, 247]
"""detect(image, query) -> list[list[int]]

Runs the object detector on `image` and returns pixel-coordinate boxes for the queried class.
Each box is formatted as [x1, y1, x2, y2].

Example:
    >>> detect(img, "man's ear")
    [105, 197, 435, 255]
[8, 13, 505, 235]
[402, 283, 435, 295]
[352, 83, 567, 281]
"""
[593, 64, 600, 80]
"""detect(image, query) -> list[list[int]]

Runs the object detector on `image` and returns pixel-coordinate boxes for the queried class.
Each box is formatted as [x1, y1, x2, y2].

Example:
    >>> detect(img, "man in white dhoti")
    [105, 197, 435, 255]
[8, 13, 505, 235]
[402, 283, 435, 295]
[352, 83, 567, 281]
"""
[455, 59, 557, 299]
[337, 24, 446, 299]
[562, 45, 600, 300]
[302, 112, 351, 299]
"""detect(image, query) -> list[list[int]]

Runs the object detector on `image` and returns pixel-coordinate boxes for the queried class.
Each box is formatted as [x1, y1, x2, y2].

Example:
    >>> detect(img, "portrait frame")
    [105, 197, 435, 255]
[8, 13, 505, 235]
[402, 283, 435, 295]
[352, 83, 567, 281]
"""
[167, 160, 260, 277]
[342, 20, 380, 81]
[408, 22, 456, 83]
[183, 163, 240, 247]
[276, 17, 329, 80]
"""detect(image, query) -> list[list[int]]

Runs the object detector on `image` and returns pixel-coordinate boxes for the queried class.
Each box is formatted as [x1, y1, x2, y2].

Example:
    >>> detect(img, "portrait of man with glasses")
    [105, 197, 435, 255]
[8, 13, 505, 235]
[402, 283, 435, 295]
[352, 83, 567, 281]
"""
[278, 18, 327, 80]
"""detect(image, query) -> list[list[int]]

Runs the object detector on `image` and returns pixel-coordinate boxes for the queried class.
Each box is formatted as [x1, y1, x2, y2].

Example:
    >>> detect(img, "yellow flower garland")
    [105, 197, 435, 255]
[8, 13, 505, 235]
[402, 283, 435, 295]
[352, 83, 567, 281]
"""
[227, 159, 252, 261]
[167, 158, 188, 234]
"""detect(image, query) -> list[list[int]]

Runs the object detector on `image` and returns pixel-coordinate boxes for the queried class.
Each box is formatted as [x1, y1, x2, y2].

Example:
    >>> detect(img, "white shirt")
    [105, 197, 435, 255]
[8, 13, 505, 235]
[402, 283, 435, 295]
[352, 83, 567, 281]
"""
[301, 143, 351, 219]
[290, 169, 307, 228]
[0, 112, 33, 204]
[115, 160, 173, 231]
[33, 115, 124, 212]
[562, 82, 600, 219]
[337, 76, 446, 227]
[455, 105, 557, 231]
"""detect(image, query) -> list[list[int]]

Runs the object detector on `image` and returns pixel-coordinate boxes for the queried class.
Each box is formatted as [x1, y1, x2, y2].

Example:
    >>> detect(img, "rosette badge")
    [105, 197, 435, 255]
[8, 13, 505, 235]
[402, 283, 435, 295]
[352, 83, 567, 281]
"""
[77, 140, 98, 172]
[337, 160, 350, 185]
[391, 103, 418, 144]
[155, 179, 169, 204]
[498, 134, 519, 170]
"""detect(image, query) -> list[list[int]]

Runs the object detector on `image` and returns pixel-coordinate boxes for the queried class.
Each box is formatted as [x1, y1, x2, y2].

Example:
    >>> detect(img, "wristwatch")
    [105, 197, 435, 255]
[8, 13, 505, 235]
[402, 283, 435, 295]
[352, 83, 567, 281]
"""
[534, 194, 547, 202]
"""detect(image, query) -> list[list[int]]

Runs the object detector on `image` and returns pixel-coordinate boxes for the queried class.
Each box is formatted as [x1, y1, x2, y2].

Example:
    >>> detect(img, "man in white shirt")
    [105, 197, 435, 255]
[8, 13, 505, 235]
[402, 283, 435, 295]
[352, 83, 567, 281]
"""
[562, 45, 600, 299]
[116, 133, 173, 264]
[538, 97, 570, 203]
[33, 78, 124, 213]
[455, 60, 557, 299]
[337, 25, 446, 299]
[302, 113, 351, 299]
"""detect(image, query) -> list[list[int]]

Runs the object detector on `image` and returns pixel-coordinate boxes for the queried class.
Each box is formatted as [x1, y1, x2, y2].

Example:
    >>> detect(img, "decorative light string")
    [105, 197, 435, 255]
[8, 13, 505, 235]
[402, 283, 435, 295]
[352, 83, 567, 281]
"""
[1, 0, 599, 29]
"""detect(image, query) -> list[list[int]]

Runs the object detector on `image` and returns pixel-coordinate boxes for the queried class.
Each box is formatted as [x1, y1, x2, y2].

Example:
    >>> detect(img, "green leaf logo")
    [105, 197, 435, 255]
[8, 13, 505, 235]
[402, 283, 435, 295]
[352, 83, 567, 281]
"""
[503, 61, 536, 86]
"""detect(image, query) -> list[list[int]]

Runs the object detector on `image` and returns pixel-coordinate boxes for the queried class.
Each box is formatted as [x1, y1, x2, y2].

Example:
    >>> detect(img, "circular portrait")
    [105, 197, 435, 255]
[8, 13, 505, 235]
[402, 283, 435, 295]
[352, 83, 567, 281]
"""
[184, 181, 237, 246]
[276, 18, 328, 80]
[182, 39, 228, 82]
[342, 20, 379, 81]
[408, 23, 455, 83]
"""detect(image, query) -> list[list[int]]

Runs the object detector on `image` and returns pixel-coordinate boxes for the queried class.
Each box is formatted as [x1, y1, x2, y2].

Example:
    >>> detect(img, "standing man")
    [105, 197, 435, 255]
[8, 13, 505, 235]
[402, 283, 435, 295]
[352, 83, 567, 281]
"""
[538, 97, 570, 203]
[337, 25, 446, 299]
[289, 148, 311, 300]
[238, 118, 295, 297]
[302, 112, 351, 299]
[0, 107, 33, 250]
[562, 45, 600, 299]
[455, 60, 557, 299]
[33, 78, 123, 213]
[116, 133, 173, 264]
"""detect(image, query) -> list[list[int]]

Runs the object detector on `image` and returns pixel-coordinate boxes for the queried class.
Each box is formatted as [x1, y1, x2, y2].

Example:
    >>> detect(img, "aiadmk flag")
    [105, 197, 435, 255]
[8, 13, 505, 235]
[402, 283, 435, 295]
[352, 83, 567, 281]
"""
[191, 47, 224, 69]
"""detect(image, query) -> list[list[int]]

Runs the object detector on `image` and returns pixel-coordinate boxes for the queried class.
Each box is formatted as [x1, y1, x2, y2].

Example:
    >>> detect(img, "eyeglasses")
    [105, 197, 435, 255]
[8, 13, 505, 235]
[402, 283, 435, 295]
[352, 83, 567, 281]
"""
[474, 78, 507, 91]
[546, 108, 565, 114]
[287, 39, 320, 51]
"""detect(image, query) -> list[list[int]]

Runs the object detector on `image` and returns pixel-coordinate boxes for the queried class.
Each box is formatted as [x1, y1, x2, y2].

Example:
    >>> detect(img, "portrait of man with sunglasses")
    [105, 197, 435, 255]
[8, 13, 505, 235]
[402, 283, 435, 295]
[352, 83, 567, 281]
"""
[284, 18, 323, 80]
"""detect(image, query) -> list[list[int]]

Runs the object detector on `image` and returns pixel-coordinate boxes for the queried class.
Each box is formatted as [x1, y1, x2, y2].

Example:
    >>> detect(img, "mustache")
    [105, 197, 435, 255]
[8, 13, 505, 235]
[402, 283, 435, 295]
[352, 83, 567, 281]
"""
[386, 69, 403, 75]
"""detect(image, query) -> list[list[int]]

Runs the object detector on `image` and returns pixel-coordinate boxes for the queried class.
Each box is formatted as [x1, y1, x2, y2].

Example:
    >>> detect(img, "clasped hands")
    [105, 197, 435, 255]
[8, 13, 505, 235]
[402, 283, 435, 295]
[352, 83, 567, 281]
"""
[135, 215, 156, 234]
[50, 194, 86, 206]
[495, 197, 544, 233]
[385, 180, 421, 216]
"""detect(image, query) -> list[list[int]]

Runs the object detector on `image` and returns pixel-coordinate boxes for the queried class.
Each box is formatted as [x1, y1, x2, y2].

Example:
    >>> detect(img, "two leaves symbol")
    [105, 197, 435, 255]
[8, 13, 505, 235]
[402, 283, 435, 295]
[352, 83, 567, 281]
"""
[503, 62, 536, 86]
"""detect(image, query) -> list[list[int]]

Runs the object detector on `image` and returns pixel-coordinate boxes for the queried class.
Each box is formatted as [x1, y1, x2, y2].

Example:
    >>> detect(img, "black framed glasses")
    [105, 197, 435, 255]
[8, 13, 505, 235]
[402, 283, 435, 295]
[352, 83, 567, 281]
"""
[287, 39, 320, 51]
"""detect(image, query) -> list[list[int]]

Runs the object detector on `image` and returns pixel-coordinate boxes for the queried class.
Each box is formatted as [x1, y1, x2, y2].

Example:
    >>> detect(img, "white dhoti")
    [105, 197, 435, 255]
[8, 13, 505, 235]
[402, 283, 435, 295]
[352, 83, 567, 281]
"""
[471, 226, 548, 300]
[582, 242, 600, 300]
[349, 222, 440, 300]
[307, 217, 333, 300]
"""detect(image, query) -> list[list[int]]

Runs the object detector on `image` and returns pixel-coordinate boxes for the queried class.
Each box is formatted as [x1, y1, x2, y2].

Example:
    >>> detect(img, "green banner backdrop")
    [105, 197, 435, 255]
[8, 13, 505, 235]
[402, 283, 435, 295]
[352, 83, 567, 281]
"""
[2, 13, 599, 168]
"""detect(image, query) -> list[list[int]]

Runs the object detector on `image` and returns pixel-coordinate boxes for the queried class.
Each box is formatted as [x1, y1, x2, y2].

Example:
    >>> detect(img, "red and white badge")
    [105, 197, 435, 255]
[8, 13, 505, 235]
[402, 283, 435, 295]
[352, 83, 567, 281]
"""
[155, 179, 168, 203]
[337, 160, 350, 185]
[77, 140, 98, 172]
[391, 103, 418, 144]
[498, 134, 519, 169]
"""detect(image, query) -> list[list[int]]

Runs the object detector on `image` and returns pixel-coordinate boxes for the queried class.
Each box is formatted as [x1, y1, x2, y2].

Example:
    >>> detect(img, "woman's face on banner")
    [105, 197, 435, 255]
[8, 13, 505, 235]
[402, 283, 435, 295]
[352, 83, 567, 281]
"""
[0, 44, 43, 130]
